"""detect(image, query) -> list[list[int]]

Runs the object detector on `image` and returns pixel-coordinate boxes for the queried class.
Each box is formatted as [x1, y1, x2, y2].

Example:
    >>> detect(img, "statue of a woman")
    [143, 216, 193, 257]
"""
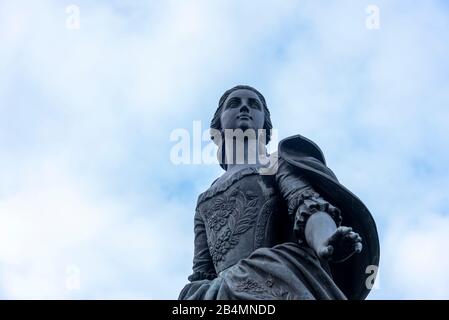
[179, 85, 379, 300]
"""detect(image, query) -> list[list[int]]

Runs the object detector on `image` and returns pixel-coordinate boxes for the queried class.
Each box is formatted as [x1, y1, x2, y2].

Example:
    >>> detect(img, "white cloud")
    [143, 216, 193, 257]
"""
[0, 154, 192, 298]
[374, 214, 449, 299]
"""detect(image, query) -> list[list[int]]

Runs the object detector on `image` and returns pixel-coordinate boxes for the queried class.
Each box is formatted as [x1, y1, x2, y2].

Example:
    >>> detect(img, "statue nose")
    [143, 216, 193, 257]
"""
[240, 105, 249, 113]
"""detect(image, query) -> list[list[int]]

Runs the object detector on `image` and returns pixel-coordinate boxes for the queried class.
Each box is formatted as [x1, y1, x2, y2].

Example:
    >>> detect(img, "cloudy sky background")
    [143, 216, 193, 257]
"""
[1, 0, 448, 299]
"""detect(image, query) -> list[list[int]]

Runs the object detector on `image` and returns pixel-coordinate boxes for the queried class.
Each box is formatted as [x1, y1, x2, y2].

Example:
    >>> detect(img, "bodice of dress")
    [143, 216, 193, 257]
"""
[188, 157, 342, 282]
[196, 167, 292, 274]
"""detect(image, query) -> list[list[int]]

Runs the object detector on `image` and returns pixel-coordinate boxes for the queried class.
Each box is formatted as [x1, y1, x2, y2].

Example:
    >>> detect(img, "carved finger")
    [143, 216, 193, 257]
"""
[344, 232, 358, 240]
[338, 226, 352, 234]
[319, 245, 334, 260]
[335, 226, 351, 237]
[354, 242, 363, 253]
[324, 245, 334, 257]
[344, 233, 362, 244]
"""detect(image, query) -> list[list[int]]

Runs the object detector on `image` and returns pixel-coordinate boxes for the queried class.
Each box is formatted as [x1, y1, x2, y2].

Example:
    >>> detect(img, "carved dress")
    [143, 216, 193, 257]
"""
[179, 157, 346, 299]
[178, 135, 380, 300]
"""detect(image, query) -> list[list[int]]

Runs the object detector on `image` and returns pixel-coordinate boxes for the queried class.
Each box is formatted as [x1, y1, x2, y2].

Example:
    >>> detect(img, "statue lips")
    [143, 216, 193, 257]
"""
[237, 113, 252, 121]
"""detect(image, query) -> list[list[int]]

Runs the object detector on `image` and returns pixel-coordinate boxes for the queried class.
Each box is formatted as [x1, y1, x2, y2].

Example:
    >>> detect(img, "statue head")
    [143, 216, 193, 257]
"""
[210, 85, 273, 145]
[209, 85, 273, 170]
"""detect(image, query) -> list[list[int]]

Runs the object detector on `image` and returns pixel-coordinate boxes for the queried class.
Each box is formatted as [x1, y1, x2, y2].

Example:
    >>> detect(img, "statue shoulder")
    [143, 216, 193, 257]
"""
[278, 134, 326, 165]
[277, 134, 339, 181]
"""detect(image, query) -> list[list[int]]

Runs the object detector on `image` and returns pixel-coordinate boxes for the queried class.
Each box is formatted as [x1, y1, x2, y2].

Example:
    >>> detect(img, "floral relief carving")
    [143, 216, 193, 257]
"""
[234, 276, 291, 299]
[205, 189, 259, 265]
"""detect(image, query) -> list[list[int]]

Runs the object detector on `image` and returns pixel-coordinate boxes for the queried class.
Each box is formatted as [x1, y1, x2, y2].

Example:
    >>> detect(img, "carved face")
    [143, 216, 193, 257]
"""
[219, 89, 265, 133]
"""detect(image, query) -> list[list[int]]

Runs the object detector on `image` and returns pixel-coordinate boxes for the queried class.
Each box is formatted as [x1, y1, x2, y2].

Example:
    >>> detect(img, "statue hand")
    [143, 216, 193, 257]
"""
[316, 226, 362, 263]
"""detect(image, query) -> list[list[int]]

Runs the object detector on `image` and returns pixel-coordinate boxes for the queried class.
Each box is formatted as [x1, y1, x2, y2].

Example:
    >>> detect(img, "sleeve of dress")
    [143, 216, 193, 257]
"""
[275, 157, 342, 243]
[178, 207, 218, 299]
[188, 207, 217, 281]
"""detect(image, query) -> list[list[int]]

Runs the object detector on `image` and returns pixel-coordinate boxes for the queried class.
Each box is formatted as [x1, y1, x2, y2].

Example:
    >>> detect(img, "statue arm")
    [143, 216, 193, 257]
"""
[178, 208, 217, 299]
[276, 157, 362, 262]
[275, 157, 342, 243]
[188, 208, 217, 281]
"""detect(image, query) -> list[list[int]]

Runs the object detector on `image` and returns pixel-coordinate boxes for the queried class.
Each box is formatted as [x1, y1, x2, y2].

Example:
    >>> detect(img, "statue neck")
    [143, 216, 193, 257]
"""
[224, 137, 266, 172]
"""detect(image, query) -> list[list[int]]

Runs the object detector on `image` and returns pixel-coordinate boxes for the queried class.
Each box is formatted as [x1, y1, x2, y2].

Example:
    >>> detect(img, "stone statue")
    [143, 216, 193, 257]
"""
[178, 85, 379, 300]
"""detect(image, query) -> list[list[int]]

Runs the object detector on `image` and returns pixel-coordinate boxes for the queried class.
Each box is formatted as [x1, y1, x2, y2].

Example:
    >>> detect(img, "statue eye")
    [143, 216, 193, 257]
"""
[249, 99, 262, 110]
[227, 98, 240, 109]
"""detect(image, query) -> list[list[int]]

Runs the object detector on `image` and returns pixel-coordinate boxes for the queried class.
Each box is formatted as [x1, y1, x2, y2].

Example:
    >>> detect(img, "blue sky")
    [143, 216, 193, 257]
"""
[1, 0, 449, 299]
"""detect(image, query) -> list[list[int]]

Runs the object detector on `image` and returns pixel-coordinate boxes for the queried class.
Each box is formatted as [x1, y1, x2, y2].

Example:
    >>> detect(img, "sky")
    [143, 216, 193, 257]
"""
[0, 0, 449, 299]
